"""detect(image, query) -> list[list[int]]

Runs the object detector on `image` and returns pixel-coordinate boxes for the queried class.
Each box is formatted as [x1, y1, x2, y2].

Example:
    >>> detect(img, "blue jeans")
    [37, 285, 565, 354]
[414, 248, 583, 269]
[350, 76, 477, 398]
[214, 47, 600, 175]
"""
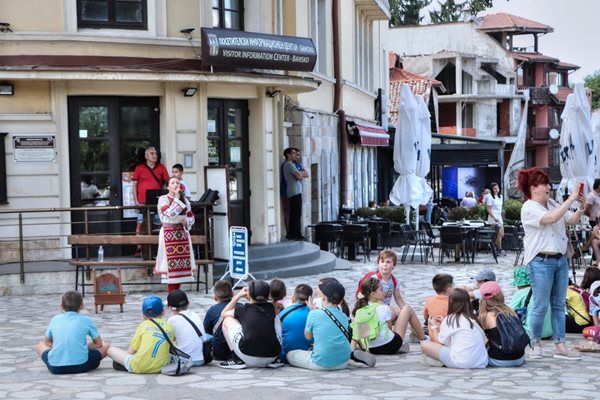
[527, 254, 569, 343]
[488, 355, 525, 367]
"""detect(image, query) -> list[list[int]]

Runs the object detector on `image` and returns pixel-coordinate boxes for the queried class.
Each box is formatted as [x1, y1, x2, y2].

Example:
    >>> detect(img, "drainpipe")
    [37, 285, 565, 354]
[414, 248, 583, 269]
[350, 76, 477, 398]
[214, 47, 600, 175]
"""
[332, 0, 347, 207]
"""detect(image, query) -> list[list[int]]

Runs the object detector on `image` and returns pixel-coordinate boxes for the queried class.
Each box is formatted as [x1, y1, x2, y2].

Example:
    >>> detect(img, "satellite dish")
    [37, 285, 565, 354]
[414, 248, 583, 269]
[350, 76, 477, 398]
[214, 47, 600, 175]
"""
[549, 84, 559, 95]
[549, 129, 560, 140]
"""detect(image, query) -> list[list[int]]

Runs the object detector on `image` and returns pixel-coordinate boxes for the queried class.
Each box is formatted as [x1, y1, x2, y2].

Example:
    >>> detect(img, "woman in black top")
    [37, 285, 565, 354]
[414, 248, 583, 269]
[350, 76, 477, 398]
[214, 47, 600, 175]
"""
[478, 281, 526, 367]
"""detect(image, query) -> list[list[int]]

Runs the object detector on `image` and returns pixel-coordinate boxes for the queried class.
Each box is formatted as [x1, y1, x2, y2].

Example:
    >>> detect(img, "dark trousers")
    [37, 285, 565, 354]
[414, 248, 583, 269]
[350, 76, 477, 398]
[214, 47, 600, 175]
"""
[287, 194, 302, 239]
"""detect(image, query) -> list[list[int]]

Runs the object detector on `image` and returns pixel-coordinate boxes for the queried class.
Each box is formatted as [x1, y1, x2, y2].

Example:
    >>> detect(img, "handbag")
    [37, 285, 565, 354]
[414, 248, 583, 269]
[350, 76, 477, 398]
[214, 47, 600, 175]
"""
[178, 313, 213, 364]
[149, 319, 193, 376]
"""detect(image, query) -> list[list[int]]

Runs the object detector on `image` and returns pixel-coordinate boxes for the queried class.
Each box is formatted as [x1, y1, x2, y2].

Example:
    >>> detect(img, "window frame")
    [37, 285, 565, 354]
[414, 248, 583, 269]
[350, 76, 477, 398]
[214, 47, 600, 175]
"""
[77, 0, 148, 30]
[212, 0, 244, 30]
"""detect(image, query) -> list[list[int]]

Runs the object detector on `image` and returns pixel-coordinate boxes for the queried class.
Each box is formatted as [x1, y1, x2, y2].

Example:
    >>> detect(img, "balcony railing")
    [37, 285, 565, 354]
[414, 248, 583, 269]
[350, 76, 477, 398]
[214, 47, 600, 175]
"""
[527, 127, 550, 141]
[518, 86, 551, 103]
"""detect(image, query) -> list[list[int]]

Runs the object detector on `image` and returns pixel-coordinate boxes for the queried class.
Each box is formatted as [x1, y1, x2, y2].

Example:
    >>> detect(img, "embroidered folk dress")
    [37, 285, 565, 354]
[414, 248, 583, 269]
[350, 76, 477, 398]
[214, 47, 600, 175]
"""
[155, 194, 196, 284]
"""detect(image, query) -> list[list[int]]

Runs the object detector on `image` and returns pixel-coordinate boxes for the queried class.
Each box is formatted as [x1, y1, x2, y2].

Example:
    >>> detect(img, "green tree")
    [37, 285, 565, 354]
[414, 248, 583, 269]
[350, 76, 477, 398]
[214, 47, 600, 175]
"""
[389, 0, 432, 27]
[429, 0, 463, 23]
[584, 70, 600, 110]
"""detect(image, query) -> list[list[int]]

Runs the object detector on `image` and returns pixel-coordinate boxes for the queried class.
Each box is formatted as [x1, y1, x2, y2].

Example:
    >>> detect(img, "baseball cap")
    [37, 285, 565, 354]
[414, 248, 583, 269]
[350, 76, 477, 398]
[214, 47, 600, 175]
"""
[480, 281, 502, 300]
[512, 267, 530, 287]
[248, 279, 270, 302]
[473, 268, 496, 282]
[590, 281, 600, 296]
[319, 280, 346, 305]
[167, 290, 189, 308]
[142, 295, 164, 317]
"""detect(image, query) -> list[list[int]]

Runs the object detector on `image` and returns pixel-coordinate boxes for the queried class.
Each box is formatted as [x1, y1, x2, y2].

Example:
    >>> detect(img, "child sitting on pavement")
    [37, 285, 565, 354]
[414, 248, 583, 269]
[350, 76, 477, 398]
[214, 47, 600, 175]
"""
[108, 295, 175, 374]
[352, 275, 421, 356]
[464, 268, 496, 315]
[423, 273, 453, 342]
[279, 284, 314, 361]
[270, 278, 288, 315]
[219, 280, 281, 369]
[315, 277, 350, 316]
[167, 289, 207, 367]
[287, 280, 356, 370]
[36, 290, 109, 374]
[204, 280, 242, 361]
[421, 288, 488, 369]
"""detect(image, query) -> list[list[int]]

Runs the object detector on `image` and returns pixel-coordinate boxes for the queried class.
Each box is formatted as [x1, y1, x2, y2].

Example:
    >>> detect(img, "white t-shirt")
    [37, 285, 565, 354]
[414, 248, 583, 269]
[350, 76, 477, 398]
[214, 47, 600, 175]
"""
[486, 195, 503, 224]
[521, 198, 572, 265]
[167, 310, 205, 363]
[368, 304, 394, 348]
[438, 314, 488, 369]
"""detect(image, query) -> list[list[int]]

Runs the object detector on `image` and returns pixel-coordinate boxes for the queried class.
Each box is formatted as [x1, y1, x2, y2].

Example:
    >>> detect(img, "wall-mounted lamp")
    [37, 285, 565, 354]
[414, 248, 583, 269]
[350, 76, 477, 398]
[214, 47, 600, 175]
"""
[180, 27, 195, 40]
[182, 87, 197, 97]
[266, 89, 281, 97]
[0, 82, 14, 96]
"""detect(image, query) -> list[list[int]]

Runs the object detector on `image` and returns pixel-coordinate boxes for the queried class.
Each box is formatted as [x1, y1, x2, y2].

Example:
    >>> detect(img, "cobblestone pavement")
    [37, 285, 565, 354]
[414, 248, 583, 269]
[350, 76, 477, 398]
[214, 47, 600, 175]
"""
[2, 249, 599, 399]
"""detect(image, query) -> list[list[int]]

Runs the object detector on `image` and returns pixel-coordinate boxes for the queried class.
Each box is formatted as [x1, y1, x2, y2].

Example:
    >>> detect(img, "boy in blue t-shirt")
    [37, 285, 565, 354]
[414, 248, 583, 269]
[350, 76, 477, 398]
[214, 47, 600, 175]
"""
[36, 290, 109, 374]
[279, 284, 314, 360]
[204, 280, 242, 361]
[286, 280, 352, 370]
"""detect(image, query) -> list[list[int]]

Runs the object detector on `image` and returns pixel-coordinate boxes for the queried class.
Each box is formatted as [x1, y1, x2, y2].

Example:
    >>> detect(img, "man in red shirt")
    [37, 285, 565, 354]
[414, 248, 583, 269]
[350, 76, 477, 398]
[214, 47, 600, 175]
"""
[132, 146, 169, 256]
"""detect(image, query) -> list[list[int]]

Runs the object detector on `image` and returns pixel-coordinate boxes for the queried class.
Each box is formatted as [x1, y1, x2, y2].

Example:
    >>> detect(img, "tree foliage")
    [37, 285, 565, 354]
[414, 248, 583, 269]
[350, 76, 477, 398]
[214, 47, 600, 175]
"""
[389, 0, 432, 27]
[584, 70, 600, 110]
[429, 0, 499, 24]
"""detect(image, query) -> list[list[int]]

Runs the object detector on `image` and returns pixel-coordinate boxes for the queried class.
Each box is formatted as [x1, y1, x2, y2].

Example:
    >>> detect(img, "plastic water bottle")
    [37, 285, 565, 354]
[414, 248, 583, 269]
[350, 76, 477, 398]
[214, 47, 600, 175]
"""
[98, 246, 104, 262]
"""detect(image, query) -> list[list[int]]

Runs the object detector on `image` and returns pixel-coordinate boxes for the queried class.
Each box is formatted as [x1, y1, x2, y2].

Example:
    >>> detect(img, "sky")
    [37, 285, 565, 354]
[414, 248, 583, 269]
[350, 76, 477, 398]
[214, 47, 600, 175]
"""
[426, 0, 600, 83]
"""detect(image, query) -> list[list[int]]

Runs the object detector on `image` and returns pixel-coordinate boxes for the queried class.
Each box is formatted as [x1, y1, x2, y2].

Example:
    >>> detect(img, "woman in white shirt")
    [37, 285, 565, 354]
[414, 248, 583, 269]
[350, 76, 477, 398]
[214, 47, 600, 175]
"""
[486, 182, 504, 254]
[420, 288, 488, 369]
[517, 168, 583, 361]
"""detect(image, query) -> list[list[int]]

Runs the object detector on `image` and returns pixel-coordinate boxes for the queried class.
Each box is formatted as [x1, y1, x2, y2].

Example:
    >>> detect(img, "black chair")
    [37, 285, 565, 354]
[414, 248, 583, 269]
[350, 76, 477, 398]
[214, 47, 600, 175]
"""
[503, 225, 524, 266]
[474, 225, 500, 264]
[313, 223, 343, 256]
[385, 222, 406, 248]
[367, 219, 391, 252]
[341, 224, 370, 262]
[399, 224, 422, 263]
[568, 226, 584, 283]
[438, 226, 469, 264]
[417, 226, 435, 263]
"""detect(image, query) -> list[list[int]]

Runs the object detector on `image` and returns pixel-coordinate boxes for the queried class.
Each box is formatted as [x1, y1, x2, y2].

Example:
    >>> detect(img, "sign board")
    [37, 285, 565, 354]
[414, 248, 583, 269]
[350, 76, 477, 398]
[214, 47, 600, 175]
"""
[13, 135, 56, 162]
[201, 28, 317, 72]
[229, 226, 248, 279]
[205, 166, 230, 260]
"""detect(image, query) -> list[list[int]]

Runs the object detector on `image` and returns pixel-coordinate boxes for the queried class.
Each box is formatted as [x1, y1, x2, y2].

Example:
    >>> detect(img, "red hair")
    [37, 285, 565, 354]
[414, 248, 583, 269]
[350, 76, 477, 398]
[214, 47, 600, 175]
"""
[517, 168, 550, 200]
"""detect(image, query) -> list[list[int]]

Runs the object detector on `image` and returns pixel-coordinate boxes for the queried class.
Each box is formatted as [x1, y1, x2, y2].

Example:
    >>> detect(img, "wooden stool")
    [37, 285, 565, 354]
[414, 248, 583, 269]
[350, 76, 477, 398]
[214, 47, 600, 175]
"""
[93, 269, 126, 313]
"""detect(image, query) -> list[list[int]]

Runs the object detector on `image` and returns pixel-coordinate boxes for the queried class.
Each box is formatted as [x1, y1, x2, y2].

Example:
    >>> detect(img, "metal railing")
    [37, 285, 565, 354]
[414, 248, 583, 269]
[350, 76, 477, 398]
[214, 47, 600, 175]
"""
[0, 205, 156, 283]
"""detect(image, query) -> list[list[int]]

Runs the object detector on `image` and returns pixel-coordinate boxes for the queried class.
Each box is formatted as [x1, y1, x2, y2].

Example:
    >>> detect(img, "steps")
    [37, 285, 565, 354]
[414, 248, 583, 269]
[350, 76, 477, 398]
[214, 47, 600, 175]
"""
[212, 241, 337, 280]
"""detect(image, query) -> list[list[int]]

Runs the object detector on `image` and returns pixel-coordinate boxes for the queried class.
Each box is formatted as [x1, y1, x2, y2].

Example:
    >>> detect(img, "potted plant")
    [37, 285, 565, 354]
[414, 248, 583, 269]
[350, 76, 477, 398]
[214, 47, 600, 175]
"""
[503, 199, 523, 226]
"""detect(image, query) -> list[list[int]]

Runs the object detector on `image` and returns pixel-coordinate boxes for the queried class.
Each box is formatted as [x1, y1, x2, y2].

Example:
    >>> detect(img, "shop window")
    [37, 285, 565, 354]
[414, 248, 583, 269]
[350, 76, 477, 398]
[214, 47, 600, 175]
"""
[212, 0, 244, 30]
[310, 0, 327, 74]
[77, 0, 147, 30]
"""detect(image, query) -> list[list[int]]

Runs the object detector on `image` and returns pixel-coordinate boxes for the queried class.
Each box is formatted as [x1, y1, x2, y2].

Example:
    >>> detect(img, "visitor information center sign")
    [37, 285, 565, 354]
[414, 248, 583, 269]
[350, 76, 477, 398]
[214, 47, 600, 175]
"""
[229, 226, 248, 279]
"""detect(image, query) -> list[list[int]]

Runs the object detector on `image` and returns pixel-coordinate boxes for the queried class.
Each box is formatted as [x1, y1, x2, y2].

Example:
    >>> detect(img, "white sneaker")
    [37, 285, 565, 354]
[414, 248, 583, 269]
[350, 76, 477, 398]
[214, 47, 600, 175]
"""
[398, 342, 410, 353]
[553, 350, 581, 361]
[420, 353, 443, 367]
[407, 332, 420, 344]
[529, 345, 543, 359]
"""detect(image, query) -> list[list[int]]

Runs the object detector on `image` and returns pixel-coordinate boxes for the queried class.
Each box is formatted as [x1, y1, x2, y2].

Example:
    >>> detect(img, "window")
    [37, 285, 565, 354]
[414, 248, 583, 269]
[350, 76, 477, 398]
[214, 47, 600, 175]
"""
[546, 71, 563, 87]
[77, 0, 147, 30]
[355, 9, 373, 91]
[212, 0, 244, 30]
[310, 0, 327, 74]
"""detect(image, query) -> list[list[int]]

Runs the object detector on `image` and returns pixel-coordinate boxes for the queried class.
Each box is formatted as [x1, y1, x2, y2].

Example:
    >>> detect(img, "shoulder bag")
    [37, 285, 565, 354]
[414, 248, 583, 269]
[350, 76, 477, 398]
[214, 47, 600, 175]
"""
[149, 319, 193, 376]
[178, 313, 213, 364]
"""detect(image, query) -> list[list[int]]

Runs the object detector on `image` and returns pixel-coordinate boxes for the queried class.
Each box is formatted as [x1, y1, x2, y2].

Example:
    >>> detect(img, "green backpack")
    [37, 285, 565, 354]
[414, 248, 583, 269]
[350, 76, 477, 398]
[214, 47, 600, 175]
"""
[351, 303, 387, 350]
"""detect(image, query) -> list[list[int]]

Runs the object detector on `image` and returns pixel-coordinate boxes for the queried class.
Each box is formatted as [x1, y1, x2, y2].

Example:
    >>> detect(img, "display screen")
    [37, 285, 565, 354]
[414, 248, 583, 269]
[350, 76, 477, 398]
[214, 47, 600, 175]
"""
[442, 167, 501, 200]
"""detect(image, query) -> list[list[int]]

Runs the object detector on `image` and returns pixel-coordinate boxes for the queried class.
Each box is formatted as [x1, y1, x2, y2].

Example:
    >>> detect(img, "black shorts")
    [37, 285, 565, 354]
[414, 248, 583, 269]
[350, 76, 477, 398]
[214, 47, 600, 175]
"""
[41, 349, 102, 374]
[369, 332, 403, 355]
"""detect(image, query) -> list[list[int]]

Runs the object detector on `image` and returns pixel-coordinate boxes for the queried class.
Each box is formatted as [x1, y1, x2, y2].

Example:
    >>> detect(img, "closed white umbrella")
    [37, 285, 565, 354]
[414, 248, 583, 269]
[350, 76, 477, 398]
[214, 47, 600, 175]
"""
[415, 95, 433, 230]
[593, 113, 600, 179]
[390, 84, 422, 223]
[558, 83, 595, 200]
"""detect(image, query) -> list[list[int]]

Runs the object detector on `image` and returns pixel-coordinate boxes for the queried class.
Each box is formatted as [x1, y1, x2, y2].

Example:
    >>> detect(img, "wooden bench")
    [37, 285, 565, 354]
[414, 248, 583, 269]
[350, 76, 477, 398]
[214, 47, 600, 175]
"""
[68, 234, 213, 296]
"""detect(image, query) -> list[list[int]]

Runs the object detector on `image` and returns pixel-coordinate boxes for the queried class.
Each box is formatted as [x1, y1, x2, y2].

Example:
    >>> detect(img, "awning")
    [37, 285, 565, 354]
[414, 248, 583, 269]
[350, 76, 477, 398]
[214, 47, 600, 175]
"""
[347, 123, 390, 147]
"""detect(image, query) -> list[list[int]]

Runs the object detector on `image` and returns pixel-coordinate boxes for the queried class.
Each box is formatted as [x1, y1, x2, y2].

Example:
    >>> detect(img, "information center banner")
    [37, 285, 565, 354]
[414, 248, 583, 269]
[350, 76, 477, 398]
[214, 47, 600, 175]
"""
[229, 226, 248, 279]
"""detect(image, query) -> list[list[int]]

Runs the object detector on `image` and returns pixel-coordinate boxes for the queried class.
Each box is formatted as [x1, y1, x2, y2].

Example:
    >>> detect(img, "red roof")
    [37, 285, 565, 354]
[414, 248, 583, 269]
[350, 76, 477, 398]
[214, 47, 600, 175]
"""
[511, 52, 558, 63]
[551, 87, 572, 104]
[477, 13, 553, 33]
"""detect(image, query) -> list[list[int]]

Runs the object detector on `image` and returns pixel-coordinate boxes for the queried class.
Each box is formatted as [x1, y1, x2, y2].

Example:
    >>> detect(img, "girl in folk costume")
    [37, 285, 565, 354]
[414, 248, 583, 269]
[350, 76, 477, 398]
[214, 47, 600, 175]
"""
[155, 176, 196, 293]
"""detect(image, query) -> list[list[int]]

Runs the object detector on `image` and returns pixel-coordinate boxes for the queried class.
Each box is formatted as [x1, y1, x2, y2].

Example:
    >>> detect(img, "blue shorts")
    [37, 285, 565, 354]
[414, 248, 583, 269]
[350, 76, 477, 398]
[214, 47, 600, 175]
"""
[41, 349, 102, 374]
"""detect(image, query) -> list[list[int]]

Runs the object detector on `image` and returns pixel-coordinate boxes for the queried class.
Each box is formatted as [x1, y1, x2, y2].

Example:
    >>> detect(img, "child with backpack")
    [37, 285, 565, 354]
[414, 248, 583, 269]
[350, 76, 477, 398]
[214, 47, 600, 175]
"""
[565, 279, 593, 333]
[351, 275, 423, 355]
[166, 290, 208, 366]
[356, 250, 417, 324]
[478, 281, 527, 367]
[509, 267, 553, 340]
[420, 288, 488, 369]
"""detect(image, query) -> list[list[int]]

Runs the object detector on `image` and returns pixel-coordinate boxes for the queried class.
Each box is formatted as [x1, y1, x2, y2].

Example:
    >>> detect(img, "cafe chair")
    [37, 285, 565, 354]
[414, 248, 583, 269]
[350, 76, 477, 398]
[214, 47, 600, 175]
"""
[503, 225, 524, 267]
[313, 223, 343, 257]
[340, 224, 370, 262]
[438, 225, 469, 264]
[474, 225, 500, 264]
